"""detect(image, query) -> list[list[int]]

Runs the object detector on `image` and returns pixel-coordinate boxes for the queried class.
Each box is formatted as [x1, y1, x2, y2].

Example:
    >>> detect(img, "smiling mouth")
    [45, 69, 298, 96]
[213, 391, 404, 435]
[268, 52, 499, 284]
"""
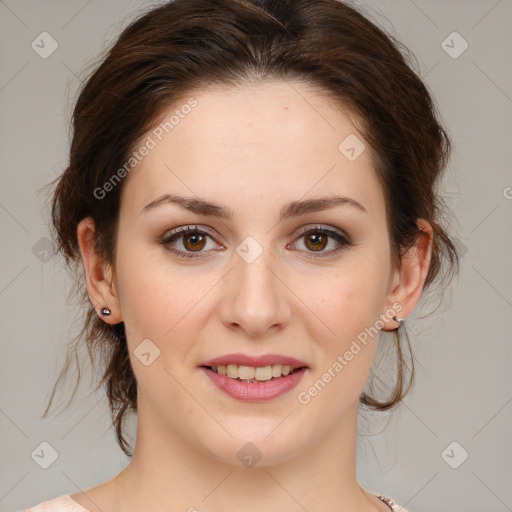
[202, 364, 306, 383]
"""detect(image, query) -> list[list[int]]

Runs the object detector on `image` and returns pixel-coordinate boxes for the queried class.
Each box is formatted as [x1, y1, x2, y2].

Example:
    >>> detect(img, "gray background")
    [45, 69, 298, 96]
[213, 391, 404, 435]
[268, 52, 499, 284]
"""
[1, 1, 511, 511]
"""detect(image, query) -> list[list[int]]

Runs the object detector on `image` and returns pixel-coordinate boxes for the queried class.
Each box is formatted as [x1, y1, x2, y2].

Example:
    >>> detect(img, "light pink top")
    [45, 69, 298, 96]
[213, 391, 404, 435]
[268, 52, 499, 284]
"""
[24, 495, 87, 511]
[24, 493, 410, 511]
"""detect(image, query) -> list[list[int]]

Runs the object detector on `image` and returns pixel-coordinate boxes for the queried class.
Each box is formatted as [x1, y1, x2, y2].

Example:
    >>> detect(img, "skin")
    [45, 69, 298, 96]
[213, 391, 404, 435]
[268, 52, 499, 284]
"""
[73, 79, 432, 512]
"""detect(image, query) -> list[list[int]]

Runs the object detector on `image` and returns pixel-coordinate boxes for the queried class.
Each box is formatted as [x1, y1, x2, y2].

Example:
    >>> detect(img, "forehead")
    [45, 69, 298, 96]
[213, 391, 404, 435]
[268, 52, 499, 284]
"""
[120, 79, 385, 221]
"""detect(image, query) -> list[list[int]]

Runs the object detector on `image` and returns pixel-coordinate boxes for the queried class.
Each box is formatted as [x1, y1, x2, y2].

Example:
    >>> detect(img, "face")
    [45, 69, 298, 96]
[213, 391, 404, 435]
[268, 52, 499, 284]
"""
[109, 79, 401, 465]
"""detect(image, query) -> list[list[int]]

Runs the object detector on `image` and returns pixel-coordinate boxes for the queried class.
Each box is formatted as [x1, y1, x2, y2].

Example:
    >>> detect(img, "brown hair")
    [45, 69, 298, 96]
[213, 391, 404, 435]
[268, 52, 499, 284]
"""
[42, 0, 459, 457]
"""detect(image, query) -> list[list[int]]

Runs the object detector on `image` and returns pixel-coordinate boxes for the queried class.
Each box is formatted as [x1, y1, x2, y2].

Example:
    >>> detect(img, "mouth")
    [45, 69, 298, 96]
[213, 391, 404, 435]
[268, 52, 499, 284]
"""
[199, 353, 310, 401]
[199, 362, 309, 401]
[201, 363, 306, 383]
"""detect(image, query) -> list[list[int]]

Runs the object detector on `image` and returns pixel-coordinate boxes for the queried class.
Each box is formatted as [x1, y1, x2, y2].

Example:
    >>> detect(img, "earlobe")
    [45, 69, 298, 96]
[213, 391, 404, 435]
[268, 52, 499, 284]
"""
[77, 217, 122, 323]
[381, 219, 433, 332]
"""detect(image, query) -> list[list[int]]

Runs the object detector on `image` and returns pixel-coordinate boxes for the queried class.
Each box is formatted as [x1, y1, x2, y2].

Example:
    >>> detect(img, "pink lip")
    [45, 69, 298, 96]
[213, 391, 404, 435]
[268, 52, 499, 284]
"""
[200, 353, 309, 368]
[199, 366, 308, 402]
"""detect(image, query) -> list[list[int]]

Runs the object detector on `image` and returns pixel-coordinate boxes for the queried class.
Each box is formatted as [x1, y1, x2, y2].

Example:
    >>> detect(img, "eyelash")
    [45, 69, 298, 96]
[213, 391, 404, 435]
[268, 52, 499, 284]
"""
[160, 224, 354, 260]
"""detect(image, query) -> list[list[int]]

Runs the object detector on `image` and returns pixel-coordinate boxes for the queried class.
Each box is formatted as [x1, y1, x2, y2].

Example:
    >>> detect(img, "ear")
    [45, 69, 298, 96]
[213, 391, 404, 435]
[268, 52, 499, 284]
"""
[381, 218, 433, 331]
[77, 217, 122, 324]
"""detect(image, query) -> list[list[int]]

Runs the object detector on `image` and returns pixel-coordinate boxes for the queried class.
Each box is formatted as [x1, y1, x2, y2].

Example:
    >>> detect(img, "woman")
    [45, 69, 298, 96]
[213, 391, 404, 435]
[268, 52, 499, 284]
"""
[27, 0, 459, 510]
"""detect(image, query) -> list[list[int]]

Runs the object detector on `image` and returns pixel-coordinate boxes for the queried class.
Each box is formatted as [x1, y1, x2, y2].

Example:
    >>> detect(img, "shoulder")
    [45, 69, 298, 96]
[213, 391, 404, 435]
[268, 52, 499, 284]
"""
[23, 494, 89, 512]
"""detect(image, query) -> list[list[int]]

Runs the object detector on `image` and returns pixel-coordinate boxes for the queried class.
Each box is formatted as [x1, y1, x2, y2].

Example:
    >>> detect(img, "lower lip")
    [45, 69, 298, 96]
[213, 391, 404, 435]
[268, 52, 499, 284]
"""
[200, 366, 308, 402]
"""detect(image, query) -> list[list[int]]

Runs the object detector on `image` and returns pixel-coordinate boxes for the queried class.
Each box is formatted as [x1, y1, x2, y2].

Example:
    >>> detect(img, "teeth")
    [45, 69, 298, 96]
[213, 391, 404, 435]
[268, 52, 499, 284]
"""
[271, 365, 282, 378]
[226, 364, 238, 378]
[255, 366, 273, 381]
[212, 364, 297, 381]
[238, 365, 254, 380]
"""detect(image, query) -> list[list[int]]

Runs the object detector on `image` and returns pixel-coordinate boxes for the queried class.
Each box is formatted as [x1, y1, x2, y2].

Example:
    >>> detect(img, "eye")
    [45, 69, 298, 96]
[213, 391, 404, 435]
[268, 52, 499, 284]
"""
[160, 225, 220, 259]
[288, 224, 354, 259]
[160, 224, 354, 260]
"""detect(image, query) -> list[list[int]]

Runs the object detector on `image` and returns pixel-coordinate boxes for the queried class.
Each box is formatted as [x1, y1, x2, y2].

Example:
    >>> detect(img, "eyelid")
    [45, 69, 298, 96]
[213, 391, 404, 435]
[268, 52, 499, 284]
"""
[161, 224, 219, 243]
[293, 224, 349, 239]
[160, 223, 353, 259]
[286, 224, 353, 256]
[161, 224, 349, 244]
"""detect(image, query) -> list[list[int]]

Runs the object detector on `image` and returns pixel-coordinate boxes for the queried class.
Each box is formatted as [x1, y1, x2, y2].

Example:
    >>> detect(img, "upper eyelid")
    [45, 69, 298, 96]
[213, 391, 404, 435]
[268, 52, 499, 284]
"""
[165, 225, 219, 242]
[293, 224, 347, 237]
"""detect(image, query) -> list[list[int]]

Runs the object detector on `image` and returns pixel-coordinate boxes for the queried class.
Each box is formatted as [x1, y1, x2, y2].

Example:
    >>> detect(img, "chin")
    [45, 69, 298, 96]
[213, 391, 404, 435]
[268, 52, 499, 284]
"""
[197, 422, 313, 468]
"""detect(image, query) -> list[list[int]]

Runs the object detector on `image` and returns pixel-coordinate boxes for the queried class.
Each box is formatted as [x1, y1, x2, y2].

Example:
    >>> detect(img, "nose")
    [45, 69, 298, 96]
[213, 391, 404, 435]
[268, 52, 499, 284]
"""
[218, 241, 292, 337]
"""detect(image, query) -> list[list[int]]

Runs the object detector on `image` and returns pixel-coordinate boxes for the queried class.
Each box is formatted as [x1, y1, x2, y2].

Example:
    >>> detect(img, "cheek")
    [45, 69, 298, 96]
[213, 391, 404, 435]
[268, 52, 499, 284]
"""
[115, 243, 219, 360]
[297, 274, 386, 409]
[114, 240, 183, 337]
[305, 259, 389, 336]
[294, 253, 390, 398]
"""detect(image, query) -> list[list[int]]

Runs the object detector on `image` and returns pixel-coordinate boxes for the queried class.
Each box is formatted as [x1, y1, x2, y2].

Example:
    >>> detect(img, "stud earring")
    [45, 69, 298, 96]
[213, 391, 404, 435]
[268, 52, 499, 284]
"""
[101, 307, 112, 316]
[391, 316, 404, 330]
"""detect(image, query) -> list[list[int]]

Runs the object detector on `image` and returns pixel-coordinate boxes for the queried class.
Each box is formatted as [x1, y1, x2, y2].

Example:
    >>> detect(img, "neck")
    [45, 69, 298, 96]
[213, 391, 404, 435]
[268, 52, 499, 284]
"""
[110, 397, 382, 511]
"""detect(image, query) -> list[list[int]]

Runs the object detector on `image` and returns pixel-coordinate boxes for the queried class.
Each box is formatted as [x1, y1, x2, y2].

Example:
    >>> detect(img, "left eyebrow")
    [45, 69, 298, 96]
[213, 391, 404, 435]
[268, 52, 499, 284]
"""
[140, 193, 367, 220]
[280, 195, 367, 219]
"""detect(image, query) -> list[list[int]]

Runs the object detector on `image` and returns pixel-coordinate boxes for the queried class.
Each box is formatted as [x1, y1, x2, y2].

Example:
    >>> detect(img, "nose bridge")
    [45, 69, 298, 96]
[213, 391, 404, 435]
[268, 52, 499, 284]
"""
[222, 234, 290, 334]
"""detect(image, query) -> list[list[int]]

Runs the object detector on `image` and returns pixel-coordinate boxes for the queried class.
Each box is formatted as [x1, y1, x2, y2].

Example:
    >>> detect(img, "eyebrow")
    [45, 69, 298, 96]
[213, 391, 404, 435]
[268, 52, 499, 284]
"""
[140, 193, 367, 221]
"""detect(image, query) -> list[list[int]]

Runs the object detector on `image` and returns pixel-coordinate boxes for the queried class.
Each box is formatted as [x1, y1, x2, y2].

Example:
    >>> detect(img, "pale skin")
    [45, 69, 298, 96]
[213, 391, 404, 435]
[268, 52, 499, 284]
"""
[73, 79, 432, 512]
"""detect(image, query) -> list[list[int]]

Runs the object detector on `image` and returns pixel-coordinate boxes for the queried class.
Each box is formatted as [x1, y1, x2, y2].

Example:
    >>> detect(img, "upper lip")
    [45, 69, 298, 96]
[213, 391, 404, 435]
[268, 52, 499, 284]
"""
[201, 353, 309, 369]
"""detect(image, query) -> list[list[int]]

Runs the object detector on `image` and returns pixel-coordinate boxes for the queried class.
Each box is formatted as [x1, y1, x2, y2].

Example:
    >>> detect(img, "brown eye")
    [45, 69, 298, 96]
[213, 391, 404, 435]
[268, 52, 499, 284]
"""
[303, 231, 329, 252]
[161, 224, 354, 260]
[182, 231, 207, 251]
[290, 225, 354, 259]
[161, 226, 219, 259]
